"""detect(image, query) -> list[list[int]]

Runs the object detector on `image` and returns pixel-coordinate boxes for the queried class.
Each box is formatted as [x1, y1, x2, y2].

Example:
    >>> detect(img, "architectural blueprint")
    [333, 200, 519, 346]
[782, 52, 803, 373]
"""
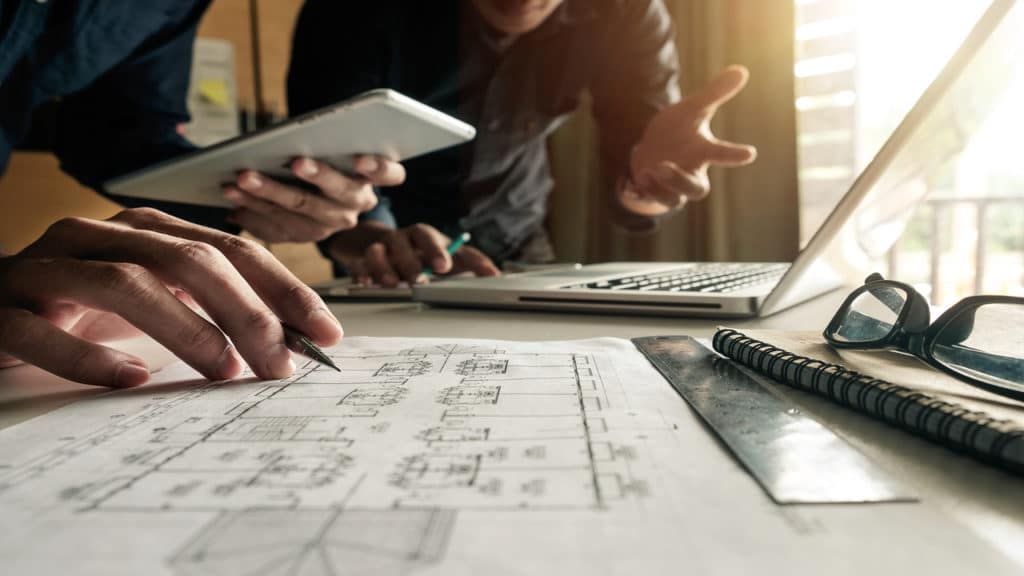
[0, 338, 1016, 575]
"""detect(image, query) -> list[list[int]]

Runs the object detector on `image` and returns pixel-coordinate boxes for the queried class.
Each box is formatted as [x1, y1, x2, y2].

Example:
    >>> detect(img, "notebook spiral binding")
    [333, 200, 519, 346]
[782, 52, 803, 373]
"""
[712, 328, 1024, 476]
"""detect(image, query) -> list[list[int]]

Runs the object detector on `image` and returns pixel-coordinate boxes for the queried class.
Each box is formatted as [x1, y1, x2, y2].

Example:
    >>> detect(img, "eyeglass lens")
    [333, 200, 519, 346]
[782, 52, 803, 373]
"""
[931, 303, 1024, 391]
[833, 285, 909, 344]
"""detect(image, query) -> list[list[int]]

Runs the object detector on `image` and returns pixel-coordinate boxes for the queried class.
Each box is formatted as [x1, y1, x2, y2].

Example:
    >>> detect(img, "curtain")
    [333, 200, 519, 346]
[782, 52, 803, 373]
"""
[547, 0, 800, 264]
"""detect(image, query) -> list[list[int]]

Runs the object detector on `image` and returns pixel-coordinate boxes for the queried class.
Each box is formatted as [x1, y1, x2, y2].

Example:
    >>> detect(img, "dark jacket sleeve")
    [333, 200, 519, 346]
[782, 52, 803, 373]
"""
[53, 0, 234, 231]
[287, 0, 391, 116]
[589, 0, 682, 231]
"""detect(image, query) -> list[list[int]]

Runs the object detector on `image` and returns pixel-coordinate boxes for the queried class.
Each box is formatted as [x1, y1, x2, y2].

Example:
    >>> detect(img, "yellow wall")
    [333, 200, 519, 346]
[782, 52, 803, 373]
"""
[0, 154, 120, 253]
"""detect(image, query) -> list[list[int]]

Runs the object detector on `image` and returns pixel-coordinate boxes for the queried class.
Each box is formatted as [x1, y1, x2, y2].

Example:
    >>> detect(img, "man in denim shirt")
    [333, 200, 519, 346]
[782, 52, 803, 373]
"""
[286, 0, 757, 286]
[0, 1, 397, 387]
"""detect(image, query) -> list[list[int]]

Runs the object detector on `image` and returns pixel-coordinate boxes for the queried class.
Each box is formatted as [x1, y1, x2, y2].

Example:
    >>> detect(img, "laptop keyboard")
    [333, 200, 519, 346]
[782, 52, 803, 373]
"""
[565, 263, 789, 294]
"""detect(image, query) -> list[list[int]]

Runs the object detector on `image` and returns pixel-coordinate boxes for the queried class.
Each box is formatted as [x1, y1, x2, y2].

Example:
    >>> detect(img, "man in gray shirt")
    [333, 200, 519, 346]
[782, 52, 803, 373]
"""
[280, 0, 757, 285]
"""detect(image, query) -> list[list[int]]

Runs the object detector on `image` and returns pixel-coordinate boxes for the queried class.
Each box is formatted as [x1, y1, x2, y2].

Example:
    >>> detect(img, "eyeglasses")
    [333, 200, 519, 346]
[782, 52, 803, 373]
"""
[824, 273, 1024, 402]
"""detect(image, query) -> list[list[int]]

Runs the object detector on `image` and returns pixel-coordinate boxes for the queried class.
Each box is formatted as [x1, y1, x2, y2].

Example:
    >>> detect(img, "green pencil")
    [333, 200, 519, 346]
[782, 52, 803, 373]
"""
[423, 232, 471, 277]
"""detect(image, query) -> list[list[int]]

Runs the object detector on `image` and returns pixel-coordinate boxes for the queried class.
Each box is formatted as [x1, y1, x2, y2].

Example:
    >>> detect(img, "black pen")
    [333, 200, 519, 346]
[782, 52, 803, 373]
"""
[282, 324, 341, 372]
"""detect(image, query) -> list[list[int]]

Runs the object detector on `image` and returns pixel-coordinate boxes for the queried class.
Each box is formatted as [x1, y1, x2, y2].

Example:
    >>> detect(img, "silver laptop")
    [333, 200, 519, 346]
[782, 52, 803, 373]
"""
[415, 0, 1018, 318]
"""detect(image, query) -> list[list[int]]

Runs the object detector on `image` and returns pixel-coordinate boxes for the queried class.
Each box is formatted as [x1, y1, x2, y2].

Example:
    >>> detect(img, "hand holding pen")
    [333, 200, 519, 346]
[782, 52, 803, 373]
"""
[422, 232, 472, 277]
[283, 324, 340, 372]
[322, 223, 501, 288]
[0, 208, 343, 388]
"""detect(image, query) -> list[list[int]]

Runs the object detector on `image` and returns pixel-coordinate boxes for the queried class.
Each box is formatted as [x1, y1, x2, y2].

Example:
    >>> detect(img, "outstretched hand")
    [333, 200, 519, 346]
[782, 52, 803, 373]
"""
[624, 65, 758, 216]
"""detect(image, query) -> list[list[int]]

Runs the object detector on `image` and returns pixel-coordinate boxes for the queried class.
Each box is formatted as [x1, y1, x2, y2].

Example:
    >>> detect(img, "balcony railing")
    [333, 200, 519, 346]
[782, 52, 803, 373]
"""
[887, 195, 1024, 305]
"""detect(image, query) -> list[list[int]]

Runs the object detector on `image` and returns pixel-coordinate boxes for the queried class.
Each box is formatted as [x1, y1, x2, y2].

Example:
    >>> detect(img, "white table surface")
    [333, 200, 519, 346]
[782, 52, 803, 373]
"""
[1, 291, 1021, 568]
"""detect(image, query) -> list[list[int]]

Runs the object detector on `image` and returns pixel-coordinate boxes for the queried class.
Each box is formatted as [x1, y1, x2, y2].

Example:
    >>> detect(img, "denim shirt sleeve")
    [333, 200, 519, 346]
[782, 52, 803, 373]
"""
[359, 195, 397, 228]
[52, 1, 234, 231]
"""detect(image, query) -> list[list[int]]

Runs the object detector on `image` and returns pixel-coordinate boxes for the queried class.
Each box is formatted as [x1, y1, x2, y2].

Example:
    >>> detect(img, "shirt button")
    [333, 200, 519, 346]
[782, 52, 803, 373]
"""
[487, 119, 502, 132]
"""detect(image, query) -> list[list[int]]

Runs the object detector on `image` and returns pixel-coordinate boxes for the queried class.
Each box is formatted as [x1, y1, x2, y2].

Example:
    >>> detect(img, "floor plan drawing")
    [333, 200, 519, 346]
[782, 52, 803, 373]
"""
[171, 508, 455, 576]
[0, 338, 649, 575]
[0, 338, 1017, 576]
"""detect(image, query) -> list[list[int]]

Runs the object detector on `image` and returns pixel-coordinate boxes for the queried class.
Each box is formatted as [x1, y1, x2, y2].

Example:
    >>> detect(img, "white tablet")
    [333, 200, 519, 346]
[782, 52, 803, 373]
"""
[104, 89, 476, 208]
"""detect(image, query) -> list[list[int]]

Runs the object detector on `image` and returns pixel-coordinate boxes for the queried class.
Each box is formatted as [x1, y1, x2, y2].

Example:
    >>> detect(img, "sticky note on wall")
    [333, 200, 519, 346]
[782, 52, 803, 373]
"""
[198, 79, 231, 107]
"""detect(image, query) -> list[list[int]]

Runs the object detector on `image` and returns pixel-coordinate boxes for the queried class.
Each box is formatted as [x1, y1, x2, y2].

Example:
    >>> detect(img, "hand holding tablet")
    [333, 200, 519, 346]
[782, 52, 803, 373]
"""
[222, 155, 402, 243]
[105, 90, 476, 242]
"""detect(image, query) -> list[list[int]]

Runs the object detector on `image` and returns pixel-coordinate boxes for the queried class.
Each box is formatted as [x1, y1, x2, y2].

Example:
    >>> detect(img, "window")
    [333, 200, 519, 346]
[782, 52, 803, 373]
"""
[795, 0, 1024, 306]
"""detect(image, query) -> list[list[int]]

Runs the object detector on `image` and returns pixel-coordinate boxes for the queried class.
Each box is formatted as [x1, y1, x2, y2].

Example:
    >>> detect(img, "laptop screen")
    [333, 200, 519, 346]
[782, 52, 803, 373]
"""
[798, 0, 1015, 276]
[850, 0, 1022, 260]
[766, 0, 1021, 313]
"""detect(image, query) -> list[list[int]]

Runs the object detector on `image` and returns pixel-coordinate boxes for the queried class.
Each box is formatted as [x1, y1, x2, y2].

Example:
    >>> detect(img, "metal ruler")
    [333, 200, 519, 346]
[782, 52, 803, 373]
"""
[633, 336, 916, 504]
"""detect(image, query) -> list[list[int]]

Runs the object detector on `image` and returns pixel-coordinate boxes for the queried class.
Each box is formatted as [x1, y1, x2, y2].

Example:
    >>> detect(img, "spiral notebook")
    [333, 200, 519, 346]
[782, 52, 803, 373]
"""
[712, 328, 1024, 476]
